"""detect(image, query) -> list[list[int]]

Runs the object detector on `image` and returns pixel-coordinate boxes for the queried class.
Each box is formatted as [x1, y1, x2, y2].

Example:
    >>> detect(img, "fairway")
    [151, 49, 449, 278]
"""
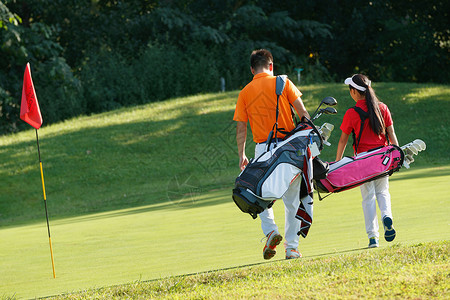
[1, 166, 449, 299]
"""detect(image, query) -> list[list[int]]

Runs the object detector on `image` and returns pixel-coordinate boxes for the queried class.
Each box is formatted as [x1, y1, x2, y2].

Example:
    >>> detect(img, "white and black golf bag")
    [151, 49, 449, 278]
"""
[232, 75, 337, 237]
[232, 119, 330, 237]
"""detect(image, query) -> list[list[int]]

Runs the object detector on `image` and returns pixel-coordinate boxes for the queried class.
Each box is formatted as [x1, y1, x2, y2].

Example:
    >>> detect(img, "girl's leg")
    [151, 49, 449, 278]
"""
[374, 176, 396, 241]
[360, 181, 378, 238]
[374, 176, 392, 219]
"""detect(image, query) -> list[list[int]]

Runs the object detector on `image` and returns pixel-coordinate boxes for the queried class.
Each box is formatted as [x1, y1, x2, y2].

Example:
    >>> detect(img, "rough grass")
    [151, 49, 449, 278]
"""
[45, 241, 448, 299]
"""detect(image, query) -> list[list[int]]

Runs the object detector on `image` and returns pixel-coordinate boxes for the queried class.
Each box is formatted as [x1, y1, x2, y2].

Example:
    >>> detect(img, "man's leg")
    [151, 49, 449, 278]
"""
[254, 143, 279, 235]
[282, 176, 301, 258]
[255, 143, 282, 259]
[260, 208, 279, 236]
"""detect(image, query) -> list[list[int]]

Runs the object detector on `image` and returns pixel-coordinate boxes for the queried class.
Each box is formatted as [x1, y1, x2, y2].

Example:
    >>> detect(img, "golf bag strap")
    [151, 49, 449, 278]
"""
[277, 75, 299, 126]
[268, 75, 287, 150]
[274, 75, 288, 132]
[269, 75, 298, 150]
[276, 75, 287, 96]
[351, 106, 368, 153]
[351, 106, 390, 153]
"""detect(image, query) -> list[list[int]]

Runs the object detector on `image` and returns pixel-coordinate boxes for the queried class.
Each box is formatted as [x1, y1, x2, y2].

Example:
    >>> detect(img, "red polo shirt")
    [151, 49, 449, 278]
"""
[340, 99, 393, 154]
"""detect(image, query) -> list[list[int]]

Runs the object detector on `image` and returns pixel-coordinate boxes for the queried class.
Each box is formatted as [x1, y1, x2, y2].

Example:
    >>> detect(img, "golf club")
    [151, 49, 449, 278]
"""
[312, 96, 337, 117]
[312, 107, 337, 121]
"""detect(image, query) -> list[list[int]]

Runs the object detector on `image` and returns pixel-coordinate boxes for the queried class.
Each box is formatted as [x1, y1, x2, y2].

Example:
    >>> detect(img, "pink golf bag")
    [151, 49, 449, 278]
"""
[314, 145, 404, 197]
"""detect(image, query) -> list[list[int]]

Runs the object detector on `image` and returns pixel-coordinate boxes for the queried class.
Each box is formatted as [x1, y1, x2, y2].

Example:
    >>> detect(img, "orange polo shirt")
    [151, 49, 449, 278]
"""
[233, 72, 302, 143]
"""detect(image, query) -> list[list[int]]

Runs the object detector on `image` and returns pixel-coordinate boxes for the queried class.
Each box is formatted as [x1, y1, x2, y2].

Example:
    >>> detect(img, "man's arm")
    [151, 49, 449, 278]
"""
[236, 121, 249, 170]
[292, 97, 311, 120]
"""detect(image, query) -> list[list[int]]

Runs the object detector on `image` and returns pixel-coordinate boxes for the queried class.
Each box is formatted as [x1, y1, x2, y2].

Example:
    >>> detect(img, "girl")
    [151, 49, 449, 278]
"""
[336, 74, 399, 248]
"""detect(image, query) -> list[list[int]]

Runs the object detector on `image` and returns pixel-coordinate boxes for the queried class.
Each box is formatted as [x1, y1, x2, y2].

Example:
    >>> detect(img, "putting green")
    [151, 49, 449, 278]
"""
[1, 166, 448, 299]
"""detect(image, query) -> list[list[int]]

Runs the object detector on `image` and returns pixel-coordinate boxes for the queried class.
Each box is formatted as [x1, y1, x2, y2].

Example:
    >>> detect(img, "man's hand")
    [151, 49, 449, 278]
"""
[239, 155, 249, 171]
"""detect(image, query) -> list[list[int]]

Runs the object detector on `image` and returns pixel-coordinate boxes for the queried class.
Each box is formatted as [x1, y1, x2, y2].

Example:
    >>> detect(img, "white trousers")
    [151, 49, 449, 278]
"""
[255, 143, 301, 249]
[359, 176, 392, 239]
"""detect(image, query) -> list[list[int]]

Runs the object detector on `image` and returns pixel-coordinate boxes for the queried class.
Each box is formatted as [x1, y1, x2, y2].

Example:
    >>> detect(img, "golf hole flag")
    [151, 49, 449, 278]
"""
[20, 63, 43, 129]
[19, 63, 56, 278]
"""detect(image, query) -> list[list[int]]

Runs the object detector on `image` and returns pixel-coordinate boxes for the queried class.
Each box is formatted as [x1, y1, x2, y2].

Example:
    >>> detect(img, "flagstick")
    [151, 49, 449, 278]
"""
[35, 129, 56, 278]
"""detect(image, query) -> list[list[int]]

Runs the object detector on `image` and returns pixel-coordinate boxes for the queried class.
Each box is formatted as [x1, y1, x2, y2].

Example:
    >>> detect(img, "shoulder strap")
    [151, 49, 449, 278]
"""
[351, 106, 390, 152]
[276, 75, 287, 96]
[274, 75, 287, 125]
[270, 75, 287, 150]
[350, 106, 369, 153]
[276, 75, 298, 125]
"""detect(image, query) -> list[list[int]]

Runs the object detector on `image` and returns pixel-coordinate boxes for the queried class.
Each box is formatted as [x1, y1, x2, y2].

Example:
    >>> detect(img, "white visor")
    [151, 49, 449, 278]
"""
[344, 75, 370, 92]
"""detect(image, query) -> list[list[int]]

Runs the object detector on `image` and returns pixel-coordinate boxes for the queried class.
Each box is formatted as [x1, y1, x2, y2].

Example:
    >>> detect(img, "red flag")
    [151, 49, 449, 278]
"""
[20, 63, 43, 129]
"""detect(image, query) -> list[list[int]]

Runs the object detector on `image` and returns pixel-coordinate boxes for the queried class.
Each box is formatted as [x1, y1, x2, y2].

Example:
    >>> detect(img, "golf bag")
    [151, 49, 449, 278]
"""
[232, 122, 321, 237]
[232, 75, 337, 237]
[314, 145, 404, 197]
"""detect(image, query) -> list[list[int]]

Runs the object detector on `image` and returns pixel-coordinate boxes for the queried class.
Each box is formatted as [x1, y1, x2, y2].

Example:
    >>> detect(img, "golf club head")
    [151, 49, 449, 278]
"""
[320, 107, 337, 115]
[321, 96, 337, 106]
[318, 122, 334, 142]
[403, 159, 411, 169]
[413, 139, 426, 151]
[406, 154, 414, 164]
[320, 122, 335, 132]
[401, 144, 418, 156]
[408, 144, 419, 155]
[401, 140, 425, 155]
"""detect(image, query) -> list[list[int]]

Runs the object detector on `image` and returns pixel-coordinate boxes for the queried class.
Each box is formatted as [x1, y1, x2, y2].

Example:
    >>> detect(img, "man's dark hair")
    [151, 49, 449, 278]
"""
[250, 49, 273, 70]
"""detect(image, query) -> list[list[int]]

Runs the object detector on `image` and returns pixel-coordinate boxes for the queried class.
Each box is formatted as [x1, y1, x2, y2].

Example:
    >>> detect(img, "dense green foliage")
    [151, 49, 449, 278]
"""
[0, 0, 449, 134]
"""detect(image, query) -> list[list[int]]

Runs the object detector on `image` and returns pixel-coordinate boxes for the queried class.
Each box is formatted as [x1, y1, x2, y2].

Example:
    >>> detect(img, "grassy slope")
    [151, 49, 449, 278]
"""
[0, 82, 448, 226]
[0, 83, 449, 298]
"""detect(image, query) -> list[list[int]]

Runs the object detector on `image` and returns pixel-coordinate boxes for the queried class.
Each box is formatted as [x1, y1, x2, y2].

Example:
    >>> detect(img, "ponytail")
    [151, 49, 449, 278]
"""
[351, 74, 385, 136]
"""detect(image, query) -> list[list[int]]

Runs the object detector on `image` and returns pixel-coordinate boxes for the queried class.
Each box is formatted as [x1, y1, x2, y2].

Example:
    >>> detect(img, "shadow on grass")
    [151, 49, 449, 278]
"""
[52, 188, 232, 226]
[0, 92, 242, 228]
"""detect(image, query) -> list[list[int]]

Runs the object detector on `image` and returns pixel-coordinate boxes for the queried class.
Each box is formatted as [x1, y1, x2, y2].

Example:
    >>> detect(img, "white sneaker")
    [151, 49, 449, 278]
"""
[285, 248, 302, 259]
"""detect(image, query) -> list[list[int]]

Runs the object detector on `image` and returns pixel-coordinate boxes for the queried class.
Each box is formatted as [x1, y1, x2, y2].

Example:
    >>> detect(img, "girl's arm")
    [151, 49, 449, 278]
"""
[336, 131, 350, 161]
[386, 125, 399, 146]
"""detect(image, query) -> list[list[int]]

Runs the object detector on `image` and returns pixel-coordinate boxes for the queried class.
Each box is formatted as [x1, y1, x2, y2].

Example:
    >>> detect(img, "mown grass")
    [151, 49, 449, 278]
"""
[0, 165, 448, 299]
[45, 241, 448, 299]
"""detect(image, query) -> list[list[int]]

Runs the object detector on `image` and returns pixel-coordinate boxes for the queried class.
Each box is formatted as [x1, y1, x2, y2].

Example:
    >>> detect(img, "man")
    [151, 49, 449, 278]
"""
[233, 49, 310, 259]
